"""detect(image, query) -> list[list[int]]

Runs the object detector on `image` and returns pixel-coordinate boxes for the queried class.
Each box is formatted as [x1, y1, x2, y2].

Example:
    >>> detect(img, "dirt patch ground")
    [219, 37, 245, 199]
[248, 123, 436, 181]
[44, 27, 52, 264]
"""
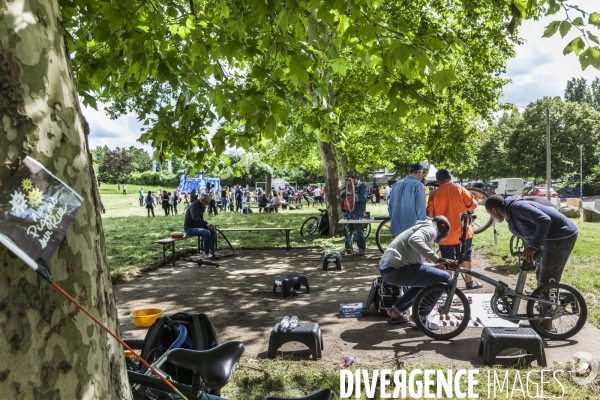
[115, 249, 599, 368]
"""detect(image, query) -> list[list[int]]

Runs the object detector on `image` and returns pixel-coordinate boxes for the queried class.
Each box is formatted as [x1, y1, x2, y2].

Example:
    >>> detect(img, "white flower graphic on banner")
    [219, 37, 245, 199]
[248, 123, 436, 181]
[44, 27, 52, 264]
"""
[9, 191, 27, 213]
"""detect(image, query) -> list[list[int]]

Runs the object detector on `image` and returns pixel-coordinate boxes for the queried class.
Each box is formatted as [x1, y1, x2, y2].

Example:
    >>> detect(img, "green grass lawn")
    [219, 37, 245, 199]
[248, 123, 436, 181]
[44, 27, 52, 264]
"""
[99, 184, 391, 280]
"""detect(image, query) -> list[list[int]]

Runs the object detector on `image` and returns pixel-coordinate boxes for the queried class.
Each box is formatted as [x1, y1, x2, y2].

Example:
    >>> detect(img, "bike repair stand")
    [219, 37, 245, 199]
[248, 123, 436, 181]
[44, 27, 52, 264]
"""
[181, 235, 221, 268]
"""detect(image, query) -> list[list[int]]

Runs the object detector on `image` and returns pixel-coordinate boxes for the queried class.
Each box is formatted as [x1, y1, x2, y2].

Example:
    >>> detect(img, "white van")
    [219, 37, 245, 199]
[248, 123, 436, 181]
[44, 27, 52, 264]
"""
[494, 178, 524, 197]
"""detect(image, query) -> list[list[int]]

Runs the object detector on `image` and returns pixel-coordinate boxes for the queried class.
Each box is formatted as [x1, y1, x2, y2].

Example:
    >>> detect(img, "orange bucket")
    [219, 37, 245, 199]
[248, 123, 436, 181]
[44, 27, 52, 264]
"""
[130, 308, 164, 328]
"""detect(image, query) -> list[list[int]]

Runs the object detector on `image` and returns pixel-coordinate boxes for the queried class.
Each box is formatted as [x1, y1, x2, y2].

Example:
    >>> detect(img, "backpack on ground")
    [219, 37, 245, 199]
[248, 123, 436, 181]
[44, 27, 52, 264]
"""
[134, 312, 219, 390]
[366, 277, 403, 316]
[242, 207, 253, 214]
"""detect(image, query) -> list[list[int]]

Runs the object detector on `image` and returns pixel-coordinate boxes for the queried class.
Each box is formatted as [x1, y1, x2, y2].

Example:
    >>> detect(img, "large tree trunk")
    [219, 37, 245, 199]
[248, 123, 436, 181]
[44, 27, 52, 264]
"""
[318, 140, 343, 235]
[0, 1, 130, 398]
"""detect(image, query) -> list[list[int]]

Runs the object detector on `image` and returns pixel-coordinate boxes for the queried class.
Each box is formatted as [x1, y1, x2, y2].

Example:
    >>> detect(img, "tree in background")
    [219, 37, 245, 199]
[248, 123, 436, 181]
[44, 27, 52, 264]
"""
[506, 97, 600, 180]
[98, 149, 134, 189]
[127, 146, 153, 172]
[590, 77, 600, 111]
[471, 110, 521, 181]
[90, 144, 110, 167]
[564, 77, 591, 105]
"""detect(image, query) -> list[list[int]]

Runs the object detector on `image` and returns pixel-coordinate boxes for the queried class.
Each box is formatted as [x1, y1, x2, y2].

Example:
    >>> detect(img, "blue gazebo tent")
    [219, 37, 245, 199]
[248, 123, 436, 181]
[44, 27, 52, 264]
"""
[178, 174, 221, 194]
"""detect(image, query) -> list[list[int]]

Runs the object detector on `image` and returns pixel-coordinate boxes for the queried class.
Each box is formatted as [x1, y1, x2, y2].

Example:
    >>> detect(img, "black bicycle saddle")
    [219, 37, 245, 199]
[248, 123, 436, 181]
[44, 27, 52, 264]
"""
[264, 389, 334, 400]
[167, 341, 245, 390]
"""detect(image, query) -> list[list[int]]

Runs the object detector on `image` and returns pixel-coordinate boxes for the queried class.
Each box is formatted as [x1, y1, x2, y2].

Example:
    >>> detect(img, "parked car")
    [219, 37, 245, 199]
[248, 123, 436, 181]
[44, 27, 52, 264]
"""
[526, 186, 558, 197]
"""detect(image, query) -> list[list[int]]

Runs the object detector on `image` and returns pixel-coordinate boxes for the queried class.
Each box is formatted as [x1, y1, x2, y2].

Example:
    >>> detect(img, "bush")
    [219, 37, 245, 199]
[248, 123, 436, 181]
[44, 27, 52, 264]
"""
[100, 171, 180, 187]
[582, 180, 600, 196]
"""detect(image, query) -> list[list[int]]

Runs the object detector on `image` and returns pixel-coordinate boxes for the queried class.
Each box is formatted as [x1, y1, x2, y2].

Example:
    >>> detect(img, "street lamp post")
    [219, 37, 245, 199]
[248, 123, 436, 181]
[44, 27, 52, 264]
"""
[546, 107, 551, 202]
[580, 144, 583, 203]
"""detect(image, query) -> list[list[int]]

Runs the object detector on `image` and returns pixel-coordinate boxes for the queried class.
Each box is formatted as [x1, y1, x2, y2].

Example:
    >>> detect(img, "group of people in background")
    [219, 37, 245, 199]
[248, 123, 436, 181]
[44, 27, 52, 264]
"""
[369, 184, 392, 204]
[136, 183, 327, 218]
[141, 187, 181, 217]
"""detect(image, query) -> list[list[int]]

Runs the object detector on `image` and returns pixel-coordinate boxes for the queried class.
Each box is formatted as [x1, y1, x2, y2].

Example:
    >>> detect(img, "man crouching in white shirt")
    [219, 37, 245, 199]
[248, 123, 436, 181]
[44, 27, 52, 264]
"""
[379, 217, 456, 329]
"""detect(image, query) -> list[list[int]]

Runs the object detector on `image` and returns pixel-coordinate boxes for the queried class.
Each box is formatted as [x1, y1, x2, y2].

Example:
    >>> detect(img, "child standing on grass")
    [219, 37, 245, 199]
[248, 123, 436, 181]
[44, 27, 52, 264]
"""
[145, 191, 155, 217]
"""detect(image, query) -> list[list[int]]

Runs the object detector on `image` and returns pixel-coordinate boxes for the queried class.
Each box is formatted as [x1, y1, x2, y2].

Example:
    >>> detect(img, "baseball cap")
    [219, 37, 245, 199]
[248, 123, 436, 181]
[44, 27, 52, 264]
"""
[408, 163, 424, 173]
[436, 169, 451, 180]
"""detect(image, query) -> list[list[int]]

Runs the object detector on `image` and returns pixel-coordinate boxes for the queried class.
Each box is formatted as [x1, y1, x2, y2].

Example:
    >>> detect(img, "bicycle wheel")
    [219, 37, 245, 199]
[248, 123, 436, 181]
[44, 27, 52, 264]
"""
[375, 218, 392, 253]
[509, 235, 524, 257]
[300, 216, 319, 236]
[412, 284, 471, 340]
[364, 222, 371, 239]
[468, 189, 493, 234]
[526, 282, 587, 340]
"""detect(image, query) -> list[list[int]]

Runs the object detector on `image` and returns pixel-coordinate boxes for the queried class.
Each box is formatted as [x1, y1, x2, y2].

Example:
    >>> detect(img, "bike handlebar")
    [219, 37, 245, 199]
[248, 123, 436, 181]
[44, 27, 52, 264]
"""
[512, 250, 545, 260]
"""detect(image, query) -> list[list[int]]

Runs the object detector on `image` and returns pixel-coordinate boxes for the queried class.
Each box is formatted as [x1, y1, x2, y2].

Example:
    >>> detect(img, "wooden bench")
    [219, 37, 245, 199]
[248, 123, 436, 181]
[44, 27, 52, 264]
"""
[216, 228, 295, 253]
[154, 235, 202, 266]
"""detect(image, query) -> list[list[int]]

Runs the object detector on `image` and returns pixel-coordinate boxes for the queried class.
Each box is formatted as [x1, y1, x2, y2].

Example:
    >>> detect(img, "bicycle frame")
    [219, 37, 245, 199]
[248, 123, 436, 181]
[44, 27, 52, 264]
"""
[127, 370, 224, 400]
[438, 212, 562, 321]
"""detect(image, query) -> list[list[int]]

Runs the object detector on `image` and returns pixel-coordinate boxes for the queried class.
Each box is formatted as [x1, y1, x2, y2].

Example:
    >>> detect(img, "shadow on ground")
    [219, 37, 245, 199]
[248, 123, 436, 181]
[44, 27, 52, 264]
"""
[115, 249, 598, 368]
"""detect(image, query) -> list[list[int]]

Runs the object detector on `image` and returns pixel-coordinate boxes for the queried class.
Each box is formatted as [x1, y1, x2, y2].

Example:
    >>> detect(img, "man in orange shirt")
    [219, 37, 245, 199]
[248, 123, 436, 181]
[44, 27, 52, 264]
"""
[426, 169, 482, 289]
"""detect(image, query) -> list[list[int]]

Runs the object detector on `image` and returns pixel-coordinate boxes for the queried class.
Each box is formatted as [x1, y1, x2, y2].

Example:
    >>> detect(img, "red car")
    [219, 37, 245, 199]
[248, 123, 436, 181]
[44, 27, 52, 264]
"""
[527, 187, 558, 197]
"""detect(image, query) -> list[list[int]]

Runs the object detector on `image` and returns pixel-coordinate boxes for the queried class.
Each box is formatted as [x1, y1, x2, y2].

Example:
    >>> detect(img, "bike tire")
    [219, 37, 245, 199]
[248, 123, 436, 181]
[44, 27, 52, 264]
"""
[412, 284, 471, 340]
[468, 188, 493, 234]
[300, 216, 319, 236]
[509, 235, 524, 257]
[375, 218, 392, 253]
[527, 282, 587, 340]
[364, 222, 371, 239]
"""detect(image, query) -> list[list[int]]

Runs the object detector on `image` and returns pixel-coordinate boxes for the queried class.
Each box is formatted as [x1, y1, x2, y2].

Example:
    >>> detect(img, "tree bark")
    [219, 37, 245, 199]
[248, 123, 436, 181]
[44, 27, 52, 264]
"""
[318, 140, 343, 235]
[0, 1, 130, 398]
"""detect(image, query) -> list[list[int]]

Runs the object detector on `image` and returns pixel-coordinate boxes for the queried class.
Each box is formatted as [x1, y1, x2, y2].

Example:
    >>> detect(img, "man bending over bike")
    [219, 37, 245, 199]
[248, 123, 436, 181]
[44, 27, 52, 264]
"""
[485, 195, 578, 328]
[380, 217, 456, 328]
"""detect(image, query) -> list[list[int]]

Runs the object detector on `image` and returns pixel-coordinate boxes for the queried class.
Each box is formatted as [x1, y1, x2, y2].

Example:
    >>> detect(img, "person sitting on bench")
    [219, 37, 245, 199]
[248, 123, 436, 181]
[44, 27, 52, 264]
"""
[258, 193, 269, 212]
[183, 194, 219, 259]
[266, 193, 281, 213]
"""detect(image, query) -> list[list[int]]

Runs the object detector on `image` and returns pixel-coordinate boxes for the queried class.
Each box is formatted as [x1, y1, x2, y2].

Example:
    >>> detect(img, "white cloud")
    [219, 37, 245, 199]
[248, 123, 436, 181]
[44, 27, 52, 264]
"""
[502, 0, 600, 107]
[83, 103, 153, 155]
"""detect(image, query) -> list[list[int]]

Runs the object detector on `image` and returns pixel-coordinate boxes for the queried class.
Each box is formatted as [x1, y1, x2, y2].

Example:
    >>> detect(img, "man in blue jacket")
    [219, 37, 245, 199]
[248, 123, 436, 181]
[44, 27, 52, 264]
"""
[485, 195, 578, 287]
[340, 170, 369, 255]
[388, 163, 428, 237]
[184, 194, 220, 259]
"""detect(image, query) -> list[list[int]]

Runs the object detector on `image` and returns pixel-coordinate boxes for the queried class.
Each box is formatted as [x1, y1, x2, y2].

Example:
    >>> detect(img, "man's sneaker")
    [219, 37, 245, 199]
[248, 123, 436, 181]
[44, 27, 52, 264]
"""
[465, 281, 483, 290]
[408, 317, 440, 331]
[424, 320, 440, 331]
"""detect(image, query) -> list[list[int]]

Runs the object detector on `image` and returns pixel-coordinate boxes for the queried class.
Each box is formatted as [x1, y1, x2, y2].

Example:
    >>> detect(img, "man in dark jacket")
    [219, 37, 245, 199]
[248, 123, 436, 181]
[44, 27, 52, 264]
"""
[184, 194, 219, 259]
[485, 195, 578, 287]
[340, 170, 369, 255]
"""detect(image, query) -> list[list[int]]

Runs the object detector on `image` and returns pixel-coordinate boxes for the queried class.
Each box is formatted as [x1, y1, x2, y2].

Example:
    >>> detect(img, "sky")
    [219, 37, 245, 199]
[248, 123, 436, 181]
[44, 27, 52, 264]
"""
[84, 3, 600, 154]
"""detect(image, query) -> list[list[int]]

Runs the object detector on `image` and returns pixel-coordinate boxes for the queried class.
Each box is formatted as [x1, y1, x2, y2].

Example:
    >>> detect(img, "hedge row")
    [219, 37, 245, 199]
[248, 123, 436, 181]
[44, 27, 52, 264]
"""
[97, 171, 180, 187]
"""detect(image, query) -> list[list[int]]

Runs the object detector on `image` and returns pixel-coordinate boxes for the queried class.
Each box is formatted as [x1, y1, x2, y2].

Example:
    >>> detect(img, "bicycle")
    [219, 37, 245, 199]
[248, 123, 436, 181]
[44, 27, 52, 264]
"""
[300, 208, 371, 238]
[411, 211, 587, 341]
[374, 187, 494, 253]
[125, 336, 334, 400]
